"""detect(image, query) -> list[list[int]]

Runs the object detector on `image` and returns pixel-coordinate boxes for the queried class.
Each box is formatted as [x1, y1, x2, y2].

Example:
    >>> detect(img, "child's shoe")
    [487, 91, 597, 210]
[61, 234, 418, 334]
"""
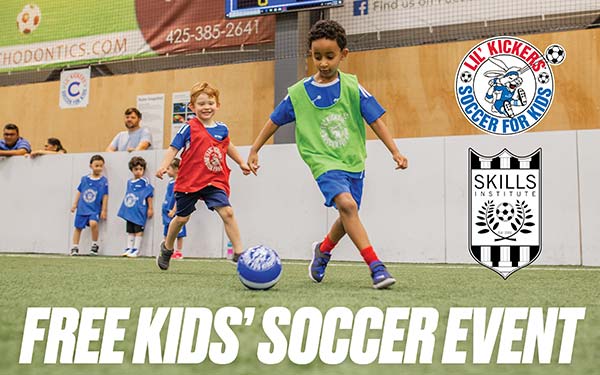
[156, 241, 173, 270]
[90, 244, 99, 256]
[127, 248, 139, 258]
[369, 261, 396, 289]
[70, 247, 79, 256]
[308, 242, 331, 283]
[172, 250, 183, 260]
[121, 248, 132, 257]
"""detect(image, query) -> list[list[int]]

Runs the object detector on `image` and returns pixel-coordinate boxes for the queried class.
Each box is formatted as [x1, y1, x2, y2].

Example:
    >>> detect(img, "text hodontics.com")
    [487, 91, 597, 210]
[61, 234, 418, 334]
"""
[19, 306, 585, 365]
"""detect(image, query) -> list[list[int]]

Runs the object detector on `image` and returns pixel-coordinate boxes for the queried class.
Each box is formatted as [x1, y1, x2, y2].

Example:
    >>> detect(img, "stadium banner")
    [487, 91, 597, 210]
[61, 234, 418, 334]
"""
[59, 67, 90, 108]
[1, 1, 274, 72]
[334, 0, 600, 35]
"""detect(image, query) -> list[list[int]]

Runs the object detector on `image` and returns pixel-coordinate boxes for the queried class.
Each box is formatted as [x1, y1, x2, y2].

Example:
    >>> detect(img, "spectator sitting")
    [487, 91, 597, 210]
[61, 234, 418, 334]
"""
[0, 123, 31, 157]
[106, 107, 153, 152]
[29, 138, 67, 157]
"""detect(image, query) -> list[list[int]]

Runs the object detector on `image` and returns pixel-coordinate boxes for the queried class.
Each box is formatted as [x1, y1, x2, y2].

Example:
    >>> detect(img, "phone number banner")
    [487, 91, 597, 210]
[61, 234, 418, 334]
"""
[0, 0, 274, 72]
[136, 0, 275, 55]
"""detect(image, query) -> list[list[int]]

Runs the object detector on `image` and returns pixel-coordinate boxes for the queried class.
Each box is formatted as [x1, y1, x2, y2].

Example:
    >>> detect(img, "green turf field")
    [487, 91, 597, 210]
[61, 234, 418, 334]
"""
[1, 254, 598, 375]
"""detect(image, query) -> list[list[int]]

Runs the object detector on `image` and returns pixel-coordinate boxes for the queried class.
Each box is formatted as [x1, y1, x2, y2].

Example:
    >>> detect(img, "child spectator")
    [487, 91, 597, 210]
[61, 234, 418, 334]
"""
[162, 158, 186, 259]
[117, 156, 154, 257]
[70, 155, 108, 256]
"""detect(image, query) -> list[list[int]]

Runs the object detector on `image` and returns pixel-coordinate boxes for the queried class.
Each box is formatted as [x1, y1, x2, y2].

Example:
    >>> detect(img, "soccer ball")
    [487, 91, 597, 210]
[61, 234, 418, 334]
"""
[460, 71, 472, 83]
[545, 44, 565, 65]
[16, 4, 41, 34]
[495, 202, 515, 222]
[237, 245, 282, 290]
[537, 72, 550, 84]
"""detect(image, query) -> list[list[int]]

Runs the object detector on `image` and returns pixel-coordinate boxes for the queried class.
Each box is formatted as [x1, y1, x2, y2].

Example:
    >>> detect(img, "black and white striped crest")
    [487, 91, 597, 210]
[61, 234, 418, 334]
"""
[469, 148, 542, 279]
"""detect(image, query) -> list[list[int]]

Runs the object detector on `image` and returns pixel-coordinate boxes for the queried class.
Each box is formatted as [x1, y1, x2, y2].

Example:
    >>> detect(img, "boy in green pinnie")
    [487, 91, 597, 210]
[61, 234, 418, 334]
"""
[247, 20, 408, 289]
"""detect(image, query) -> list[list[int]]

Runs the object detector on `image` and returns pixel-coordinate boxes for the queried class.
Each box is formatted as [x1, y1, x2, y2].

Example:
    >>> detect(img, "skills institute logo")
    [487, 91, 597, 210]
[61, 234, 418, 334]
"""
[469, 148, 542, 279]
[455, 36, 565, 136]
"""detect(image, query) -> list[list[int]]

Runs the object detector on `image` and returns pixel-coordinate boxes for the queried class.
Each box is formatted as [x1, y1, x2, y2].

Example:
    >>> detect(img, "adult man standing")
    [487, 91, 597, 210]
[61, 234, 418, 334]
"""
[0, 124, 31, 156]
[106, 107, 153, 152]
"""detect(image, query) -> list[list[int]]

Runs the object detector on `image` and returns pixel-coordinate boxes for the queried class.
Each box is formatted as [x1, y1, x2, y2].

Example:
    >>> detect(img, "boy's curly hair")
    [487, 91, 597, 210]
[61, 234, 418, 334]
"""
[190, 82, 220, 105]
[307, 20, 347, 50]
[128, 156, 147, 171]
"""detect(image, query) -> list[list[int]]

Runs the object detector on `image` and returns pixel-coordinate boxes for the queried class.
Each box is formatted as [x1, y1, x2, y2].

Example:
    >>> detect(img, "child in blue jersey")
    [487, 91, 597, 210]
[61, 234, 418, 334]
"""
[117, 156, 154, 257]
[162, 158, 186, 259]
[70, 154, 109, 256]
[248, 20, 408, 289]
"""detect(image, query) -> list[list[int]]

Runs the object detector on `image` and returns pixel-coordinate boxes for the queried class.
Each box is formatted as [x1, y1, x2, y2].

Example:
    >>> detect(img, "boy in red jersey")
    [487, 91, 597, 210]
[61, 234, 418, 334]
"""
[155, 82, 251, 270]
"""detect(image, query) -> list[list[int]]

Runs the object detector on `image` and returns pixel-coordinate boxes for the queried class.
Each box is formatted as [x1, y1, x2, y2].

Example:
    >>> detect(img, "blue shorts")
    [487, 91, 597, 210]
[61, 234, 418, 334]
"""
[74, 213, 100, 229]
[175, 186, 230, 217]
[163, 223, 187, 238]
[316, 170, 365, 209]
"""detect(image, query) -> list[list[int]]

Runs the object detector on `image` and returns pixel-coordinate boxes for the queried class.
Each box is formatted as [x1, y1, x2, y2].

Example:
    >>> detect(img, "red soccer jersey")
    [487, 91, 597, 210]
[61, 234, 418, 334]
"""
[174, 117, 231, 195]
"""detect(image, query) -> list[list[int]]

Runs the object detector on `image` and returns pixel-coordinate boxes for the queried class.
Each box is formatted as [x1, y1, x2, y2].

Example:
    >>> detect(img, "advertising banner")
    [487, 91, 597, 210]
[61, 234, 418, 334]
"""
[59, 67, 90, 108]
[0, 1, 274, 72]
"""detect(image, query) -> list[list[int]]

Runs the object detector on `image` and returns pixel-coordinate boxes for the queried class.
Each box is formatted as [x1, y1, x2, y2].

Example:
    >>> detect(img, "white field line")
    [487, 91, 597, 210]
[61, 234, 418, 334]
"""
[1, 253, 599, 272]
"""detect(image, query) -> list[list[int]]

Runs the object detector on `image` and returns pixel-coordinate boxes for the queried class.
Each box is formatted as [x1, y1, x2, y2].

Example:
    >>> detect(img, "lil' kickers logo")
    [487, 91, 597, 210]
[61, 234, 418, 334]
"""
[456, 36, 565, 136]
[469, 148, 542, 279]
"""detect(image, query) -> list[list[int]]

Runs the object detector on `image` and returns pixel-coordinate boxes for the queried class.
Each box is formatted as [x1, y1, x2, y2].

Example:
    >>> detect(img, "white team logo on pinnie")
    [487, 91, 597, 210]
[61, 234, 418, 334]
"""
[320, 113, 350, 148]
[82, 189, 97, 203]
[124, 193, 138, 208]
[204, 146, 223, 172]
[455, 36, 565, 136]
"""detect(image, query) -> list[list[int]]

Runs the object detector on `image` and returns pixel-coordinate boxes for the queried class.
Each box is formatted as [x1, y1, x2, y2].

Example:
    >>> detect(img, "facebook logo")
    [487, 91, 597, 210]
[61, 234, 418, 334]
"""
[353, 0, 368, 16]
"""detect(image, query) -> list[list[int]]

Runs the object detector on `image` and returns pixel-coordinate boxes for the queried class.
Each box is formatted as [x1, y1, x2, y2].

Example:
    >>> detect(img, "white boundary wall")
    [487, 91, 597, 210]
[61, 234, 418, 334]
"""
[0, 129, 598, 266]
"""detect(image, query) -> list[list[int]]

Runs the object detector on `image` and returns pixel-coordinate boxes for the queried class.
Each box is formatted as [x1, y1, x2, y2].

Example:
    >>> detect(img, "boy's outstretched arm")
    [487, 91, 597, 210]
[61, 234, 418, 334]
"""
[370, 118, 408, 170]
[227, 141, 251, 175]
[156, 146, 179, 179]
[247, 119, 279, 175]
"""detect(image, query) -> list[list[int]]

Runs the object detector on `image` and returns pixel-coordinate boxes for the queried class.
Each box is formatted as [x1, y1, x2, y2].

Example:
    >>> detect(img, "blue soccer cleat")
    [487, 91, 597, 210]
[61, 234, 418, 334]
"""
[308, 242, 331, 283]
[369, 261, 396, 289]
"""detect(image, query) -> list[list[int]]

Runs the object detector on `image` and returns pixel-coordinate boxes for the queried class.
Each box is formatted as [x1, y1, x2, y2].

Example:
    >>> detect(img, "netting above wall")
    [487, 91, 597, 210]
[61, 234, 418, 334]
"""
[336, 1, 600, 54]
[0, 1, 598, 86]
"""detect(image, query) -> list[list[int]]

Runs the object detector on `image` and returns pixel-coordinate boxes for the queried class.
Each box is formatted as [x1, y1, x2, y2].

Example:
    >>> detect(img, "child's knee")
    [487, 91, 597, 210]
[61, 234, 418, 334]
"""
[336, 194, 358, 214]
[176, 215, 190, 224]
[89, 221, 98, 228]
[219, 206, 235, 221]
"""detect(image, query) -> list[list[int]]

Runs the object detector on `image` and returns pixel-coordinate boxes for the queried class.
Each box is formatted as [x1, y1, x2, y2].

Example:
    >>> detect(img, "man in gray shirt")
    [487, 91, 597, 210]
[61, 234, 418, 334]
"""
[106, 107, 153, 152]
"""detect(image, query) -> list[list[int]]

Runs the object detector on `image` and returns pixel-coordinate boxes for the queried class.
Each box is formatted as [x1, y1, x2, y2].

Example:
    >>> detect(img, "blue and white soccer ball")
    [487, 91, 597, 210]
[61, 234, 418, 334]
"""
[237, 245, 282, 290]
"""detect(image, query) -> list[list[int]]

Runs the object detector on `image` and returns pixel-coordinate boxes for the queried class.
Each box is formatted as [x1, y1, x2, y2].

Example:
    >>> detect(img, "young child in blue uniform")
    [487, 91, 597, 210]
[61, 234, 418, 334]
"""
[162, 158, 186, 259]
[70, 154, 109, 256]
[118, 156, 154, 257]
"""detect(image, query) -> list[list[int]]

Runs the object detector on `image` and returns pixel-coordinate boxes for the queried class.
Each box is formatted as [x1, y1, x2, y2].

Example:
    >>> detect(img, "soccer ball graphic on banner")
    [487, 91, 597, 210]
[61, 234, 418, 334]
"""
[16, 4, 41, 34]
[237, 245, 282, 290]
